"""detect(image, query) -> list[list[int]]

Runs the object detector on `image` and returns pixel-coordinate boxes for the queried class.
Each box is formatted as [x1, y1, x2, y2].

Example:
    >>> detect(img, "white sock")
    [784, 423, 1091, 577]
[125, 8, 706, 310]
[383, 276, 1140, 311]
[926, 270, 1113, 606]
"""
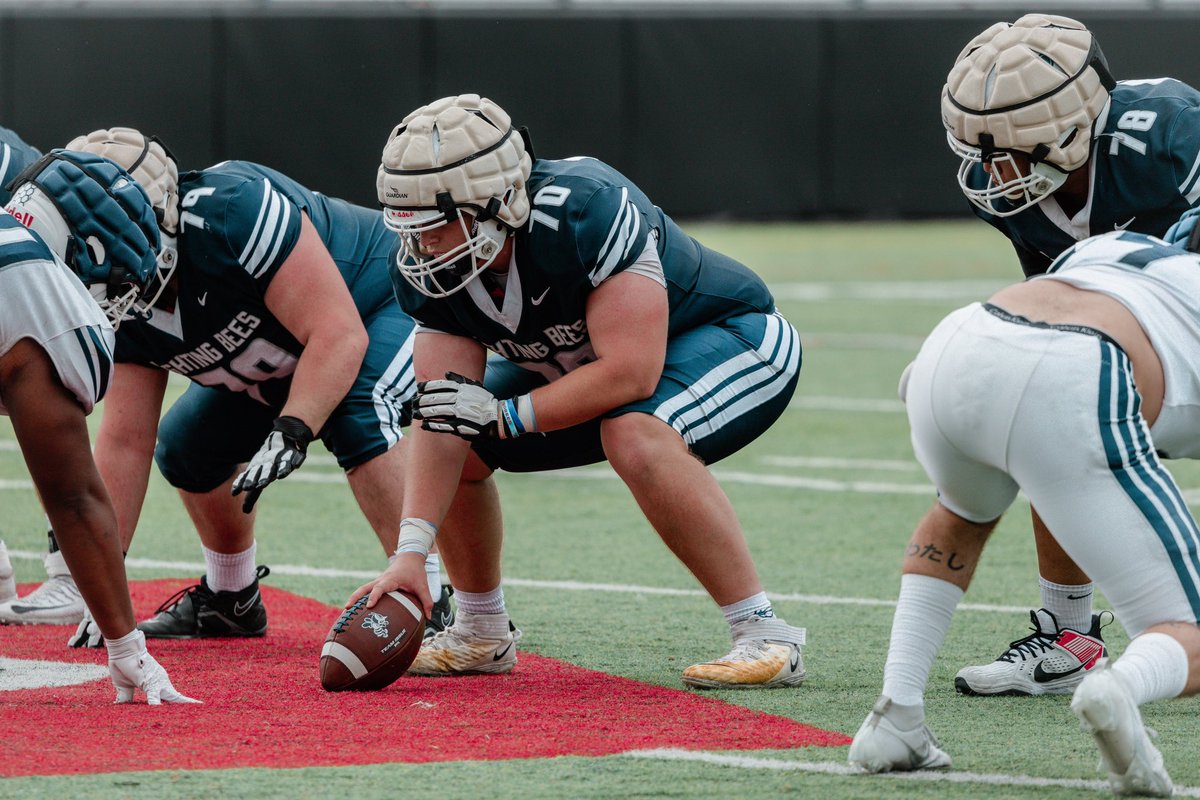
[1111, 632, 1189, 705]
[720, 592, 774, 625]
[1039, 577, 1094, 633]
[882, 573, 964, 706]
[454, 586, 506, 616]
[203, 543, 257, 593]
[425, 552, 443, 600]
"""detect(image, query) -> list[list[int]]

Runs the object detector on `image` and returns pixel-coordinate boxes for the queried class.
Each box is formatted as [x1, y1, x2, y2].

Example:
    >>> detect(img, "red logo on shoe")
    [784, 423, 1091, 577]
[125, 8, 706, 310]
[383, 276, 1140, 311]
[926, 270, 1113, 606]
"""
[1057, 631, 1104, 669]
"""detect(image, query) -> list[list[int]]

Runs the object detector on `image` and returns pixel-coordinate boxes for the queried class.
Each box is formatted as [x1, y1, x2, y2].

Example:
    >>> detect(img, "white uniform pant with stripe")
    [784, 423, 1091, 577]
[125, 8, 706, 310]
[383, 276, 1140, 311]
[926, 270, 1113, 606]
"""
[907, 302, 1200, 636]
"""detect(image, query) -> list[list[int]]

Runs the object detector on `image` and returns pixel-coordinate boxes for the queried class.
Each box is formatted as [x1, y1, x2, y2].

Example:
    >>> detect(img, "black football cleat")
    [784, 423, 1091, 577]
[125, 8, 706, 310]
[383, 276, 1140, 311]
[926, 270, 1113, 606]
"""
[138, 565, 270, 639]
[425, 584, 455, 640]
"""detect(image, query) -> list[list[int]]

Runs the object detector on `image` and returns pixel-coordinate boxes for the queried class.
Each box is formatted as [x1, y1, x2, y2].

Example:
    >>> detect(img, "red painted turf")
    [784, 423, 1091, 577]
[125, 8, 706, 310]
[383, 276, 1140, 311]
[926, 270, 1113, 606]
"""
[0, 579, 850, 777]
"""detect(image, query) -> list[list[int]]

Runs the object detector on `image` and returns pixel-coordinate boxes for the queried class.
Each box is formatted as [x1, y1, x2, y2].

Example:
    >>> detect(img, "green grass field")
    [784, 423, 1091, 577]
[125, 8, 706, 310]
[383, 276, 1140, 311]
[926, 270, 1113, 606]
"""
[2, 219, 1199, 799]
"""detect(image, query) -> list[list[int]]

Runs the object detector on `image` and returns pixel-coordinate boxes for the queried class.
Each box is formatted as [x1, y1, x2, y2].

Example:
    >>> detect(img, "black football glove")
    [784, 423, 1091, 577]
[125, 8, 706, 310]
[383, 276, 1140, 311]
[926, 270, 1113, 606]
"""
[231, 416, 314, 513]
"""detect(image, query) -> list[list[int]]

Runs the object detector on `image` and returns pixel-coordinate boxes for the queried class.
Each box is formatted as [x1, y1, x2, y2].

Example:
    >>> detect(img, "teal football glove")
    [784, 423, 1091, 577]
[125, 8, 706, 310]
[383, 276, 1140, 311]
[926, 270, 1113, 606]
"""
[1163, 208, 1200, 253]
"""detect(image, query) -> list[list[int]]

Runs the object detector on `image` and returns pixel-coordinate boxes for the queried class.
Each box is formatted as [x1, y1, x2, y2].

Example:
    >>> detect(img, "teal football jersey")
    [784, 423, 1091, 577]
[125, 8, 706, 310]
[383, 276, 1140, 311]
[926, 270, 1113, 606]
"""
[115, 161, 397, 406]
[392, 157, 775, 378]
[0, 126, 42, 206]
[964, 80, 1200, 276]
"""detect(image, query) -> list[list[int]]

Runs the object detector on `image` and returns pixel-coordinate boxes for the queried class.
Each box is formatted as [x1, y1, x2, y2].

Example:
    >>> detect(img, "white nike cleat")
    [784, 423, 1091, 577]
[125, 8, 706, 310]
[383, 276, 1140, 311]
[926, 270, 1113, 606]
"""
[0, 551, 84, 625]
[1071, 664, 1173, 798]
[408, 610, 522, 676]
[848, 695, 952, 773]
[955, 608, 1109, 696]
[681, 616, 806, 689]
[0, 540, 16, 604]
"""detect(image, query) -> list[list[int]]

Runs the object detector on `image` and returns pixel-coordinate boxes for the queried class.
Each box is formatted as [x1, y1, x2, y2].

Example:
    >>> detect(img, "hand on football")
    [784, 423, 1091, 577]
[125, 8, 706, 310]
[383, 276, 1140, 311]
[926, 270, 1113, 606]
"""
[414, 372, 507, 440]
[107, 630, 201, 705]
[231, 416, 314, 513]
[346, 553, 432, 620]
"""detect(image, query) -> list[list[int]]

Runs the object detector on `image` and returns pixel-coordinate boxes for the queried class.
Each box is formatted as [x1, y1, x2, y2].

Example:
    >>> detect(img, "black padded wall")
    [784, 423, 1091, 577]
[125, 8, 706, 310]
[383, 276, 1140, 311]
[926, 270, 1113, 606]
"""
[1, 8, 1197, 218]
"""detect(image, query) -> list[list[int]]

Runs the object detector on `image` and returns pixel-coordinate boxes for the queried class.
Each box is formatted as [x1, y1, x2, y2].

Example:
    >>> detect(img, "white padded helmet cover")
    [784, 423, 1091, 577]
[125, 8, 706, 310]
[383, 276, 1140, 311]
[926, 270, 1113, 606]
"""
[942, 14, 1111, 173]
[65, 127, 180, 235]
[378, 94, 531, 229]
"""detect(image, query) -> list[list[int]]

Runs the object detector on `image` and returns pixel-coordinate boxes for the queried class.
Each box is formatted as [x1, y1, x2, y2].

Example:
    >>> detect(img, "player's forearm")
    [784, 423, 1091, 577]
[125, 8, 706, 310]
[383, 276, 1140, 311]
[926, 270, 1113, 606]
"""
[279, 325, 367, 432]
[46, 484, 136, 639]
[528, 356, 660, 431]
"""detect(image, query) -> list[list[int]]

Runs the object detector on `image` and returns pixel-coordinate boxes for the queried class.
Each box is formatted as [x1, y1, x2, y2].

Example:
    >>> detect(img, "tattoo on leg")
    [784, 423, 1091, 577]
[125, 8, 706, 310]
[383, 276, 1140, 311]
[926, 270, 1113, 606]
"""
[906, 542, 967, 571]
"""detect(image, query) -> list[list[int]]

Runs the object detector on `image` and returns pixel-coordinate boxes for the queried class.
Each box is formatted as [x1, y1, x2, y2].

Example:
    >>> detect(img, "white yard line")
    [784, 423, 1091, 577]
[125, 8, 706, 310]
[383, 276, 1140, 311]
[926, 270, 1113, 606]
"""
[0, 550, 1026, 614]
[788, 395, 906, 413]
[773, 280, 1006, 302]
[622, 749, 1200, 797]
[797, 332, 926, 351]
[761, 456, 921, 472]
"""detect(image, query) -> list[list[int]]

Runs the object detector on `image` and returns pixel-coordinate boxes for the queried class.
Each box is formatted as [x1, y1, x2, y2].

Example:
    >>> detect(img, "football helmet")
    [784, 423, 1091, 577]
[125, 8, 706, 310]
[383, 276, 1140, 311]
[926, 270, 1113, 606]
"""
[377, 94, 532, 298]
[6, 150, 165, 327]
[65, 127, 180, 236]
[942, 14, 1116, 216]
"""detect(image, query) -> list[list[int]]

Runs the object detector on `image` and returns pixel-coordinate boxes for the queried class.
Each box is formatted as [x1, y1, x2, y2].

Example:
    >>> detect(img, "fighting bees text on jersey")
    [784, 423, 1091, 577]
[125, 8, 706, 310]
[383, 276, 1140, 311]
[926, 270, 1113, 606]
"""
[964, 80, 1200, 276]
[114, 161, 397, 407]
[391, 157, 775, 380]
[1041, 230, 1200, 458]
[0, 209, 113, 415]
[0, 126, 42, 207]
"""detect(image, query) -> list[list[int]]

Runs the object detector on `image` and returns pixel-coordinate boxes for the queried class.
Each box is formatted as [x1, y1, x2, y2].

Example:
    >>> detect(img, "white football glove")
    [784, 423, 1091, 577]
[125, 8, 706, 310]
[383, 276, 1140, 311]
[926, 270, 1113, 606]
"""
[106, 629, 200, 705]
[231, 415, 314, 513]
[414, 373, 536, 440]
[415, 372, 505, 439]
[68, 604, 102, 648]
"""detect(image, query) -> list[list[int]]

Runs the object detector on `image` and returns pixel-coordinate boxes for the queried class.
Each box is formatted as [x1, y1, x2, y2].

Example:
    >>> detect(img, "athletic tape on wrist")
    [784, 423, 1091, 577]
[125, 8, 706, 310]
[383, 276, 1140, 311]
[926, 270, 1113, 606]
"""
[395, 518, 438, 556]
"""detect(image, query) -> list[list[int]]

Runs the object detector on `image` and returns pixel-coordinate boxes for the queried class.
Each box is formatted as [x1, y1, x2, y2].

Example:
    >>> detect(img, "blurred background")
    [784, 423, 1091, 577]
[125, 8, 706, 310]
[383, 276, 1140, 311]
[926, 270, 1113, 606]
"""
[1, 0, 1198, 220]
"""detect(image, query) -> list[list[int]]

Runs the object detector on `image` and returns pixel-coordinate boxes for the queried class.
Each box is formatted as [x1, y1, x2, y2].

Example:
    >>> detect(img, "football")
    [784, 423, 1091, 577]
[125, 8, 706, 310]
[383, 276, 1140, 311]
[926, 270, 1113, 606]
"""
[320, 590, 425, 691]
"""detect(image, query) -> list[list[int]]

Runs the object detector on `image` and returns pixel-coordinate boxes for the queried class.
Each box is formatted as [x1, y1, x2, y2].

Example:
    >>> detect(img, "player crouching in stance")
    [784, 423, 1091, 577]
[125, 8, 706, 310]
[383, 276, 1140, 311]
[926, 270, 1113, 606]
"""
[1, 150, 195, 703]
[350, 94, 806, 689]
[848, 219, 1200, 796]
[39, 128, 453, 646]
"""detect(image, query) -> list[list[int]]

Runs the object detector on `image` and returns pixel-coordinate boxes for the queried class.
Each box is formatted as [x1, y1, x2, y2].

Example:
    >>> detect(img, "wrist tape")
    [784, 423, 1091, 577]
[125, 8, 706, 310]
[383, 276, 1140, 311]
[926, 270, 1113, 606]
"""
[396, 518, 438, 556]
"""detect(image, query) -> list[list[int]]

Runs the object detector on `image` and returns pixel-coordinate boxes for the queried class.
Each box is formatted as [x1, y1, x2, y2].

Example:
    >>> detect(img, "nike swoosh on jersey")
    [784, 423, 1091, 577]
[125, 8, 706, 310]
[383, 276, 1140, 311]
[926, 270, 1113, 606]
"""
[1114, 217, 1137, 231]
[530, 288, 550, 306]
[1032, 661, 1086, 683]
[197, 292, 208, 306]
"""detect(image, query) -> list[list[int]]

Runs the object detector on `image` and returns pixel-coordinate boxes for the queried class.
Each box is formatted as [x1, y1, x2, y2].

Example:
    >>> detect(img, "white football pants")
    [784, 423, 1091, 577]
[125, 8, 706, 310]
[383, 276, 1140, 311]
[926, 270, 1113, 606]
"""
[906, 302, 1200, 636]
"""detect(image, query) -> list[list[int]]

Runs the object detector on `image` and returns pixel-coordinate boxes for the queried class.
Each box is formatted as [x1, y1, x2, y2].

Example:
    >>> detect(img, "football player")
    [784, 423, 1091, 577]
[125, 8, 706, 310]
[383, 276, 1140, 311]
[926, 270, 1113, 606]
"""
[0, 124, 43, 611]
[14, 128, 453, 645]
[0, 124, 110, 629]
[848, 220, 1200, 797]
[350, 94, 807, 689]
[1, 150, 195, 704]
[941, 13, 1200, 696]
